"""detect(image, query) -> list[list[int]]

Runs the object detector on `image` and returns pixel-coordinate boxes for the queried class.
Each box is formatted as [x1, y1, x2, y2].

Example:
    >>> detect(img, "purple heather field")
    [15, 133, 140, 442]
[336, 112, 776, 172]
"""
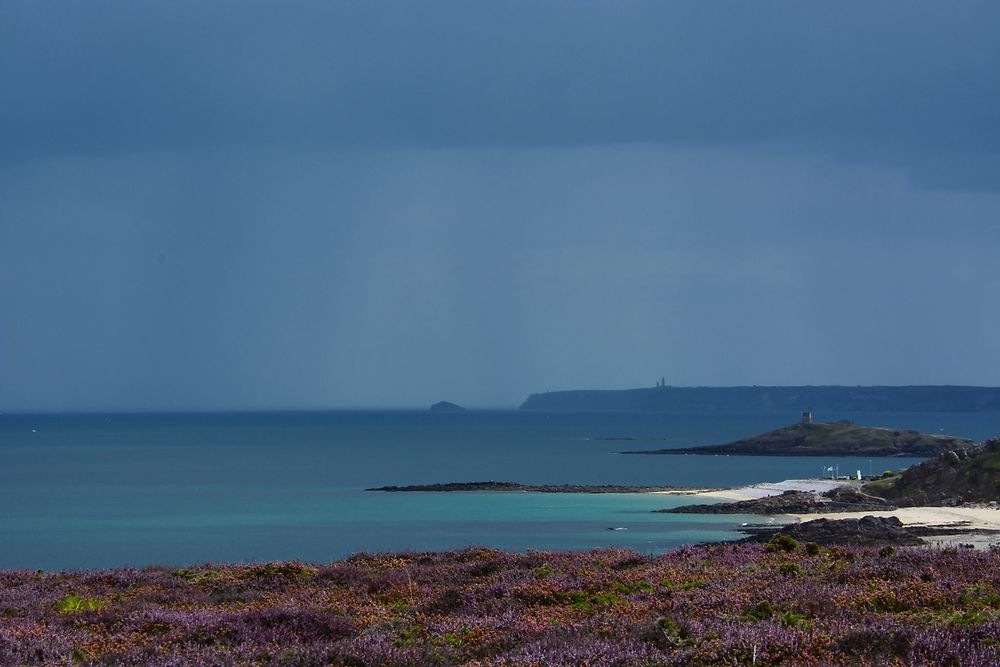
[2, 542, 999, 666]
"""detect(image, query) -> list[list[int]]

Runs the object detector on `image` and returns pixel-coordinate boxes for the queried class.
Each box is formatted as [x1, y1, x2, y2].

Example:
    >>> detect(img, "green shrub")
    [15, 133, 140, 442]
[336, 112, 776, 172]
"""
[805, 542, 821, 556]
[951, 609, 990, 626]
[592, 591, 625, 606]
[743, 600, 805, 626]
[57, 594, 106, 614]
[767, 533, 799, 553]
[778, 609, 806, 627]
[779, 562, 802, 576]
[613, 580, 654, 594]
[567, 591, 591, 611]
[175, 568, 221, 584]
[742, 600, 775, 621]
[659, 578, 706, 591]
[959, 584, 1000, 609]
[565, 590, 625, 611]
[532, 564, 553, 579]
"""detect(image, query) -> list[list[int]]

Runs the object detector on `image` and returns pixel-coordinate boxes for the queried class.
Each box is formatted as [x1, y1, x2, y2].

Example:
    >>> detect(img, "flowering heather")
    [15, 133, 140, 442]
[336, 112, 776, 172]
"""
[2, 544, 999, 665]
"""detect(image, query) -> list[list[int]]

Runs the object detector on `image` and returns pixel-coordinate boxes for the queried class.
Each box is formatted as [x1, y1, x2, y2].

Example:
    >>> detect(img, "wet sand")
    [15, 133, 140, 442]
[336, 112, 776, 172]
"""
[671, 478, 854, 501]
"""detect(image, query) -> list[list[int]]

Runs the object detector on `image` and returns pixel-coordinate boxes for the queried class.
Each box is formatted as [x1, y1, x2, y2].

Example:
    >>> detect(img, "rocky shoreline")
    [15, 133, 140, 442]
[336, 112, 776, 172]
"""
[368, 478, 1000, 549]
[738, 515, 925, 547]
[659, 487, 892, 515]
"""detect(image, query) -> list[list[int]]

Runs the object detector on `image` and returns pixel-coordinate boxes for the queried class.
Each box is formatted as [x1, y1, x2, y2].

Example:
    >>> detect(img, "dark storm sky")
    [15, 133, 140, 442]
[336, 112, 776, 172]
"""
[2, 1, 999, 410]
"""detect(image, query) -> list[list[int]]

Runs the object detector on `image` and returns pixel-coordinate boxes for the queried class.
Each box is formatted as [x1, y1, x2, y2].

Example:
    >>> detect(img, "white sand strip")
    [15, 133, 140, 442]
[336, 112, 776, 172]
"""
[682, 478, 853, 501]
[784, 506, 1000, 531]
[784, 506, 1000, 549]
[652, 488, 724, 496]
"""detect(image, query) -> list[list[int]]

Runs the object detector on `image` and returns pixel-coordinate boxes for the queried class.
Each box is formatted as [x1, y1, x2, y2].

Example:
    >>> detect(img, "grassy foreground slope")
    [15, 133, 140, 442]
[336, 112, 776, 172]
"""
[3, 544, 1000, 666]
[625, 421, 971, 457]
[866, 437, 1000, 506]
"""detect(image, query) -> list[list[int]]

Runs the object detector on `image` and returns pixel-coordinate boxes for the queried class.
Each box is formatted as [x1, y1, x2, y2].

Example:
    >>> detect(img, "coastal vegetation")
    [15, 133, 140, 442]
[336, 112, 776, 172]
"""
[3, 545, 999, 665]
[624, 421, 971, 457]
[865, 437, 1000, 506]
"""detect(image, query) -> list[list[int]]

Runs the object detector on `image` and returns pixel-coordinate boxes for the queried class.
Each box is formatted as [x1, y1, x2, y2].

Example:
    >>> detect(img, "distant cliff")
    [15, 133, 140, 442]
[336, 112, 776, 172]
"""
[519, 385, 1000, 412]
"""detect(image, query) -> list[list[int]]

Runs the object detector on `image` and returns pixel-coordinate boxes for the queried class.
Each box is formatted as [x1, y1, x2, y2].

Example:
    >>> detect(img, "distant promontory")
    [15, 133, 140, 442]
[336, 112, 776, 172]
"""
[519, 385, 1000, 412]
[623, 420, 972, 457]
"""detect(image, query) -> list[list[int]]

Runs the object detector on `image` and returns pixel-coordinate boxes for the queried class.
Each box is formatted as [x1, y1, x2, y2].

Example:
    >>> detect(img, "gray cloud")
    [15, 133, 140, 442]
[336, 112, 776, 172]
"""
[2, 1, 999, 189]
[2, 146, 999, 410]
[2, 2, 999, 411]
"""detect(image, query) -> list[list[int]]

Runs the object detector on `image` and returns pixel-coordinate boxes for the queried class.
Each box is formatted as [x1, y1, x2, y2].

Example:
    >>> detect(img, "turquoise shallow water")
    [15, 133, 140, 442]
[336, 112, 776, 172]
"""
[2, 410, 998, 569]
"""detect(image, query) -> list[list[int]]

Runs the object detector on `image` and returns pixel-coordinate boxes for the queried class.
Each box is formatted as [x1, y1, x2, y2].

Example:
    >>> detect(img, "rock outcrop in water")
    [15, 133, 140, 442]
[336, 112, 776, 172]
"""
[430, 401, 467, 413]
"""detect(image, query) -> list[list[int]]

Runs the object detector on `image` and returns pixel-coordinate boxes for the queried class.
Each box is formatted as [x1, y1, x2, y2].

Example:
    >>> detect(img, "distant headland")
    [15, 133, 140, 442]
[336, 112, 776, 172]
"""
[520, 385, 1000, 412]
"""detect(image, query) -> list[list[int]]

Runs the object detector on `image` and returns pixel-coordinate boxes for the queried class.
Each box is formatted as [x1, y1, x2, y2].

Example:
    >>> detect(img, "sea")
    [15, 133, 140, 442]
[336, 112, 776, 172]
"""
[2, 410, 999, 571]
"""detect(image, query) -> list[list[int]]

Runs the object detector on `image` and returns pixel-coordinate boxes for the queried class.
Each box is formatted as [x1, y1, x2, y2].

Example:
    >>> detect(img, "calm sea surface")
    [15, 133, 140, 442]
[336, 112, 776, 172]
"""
[2, 410, 999, 570]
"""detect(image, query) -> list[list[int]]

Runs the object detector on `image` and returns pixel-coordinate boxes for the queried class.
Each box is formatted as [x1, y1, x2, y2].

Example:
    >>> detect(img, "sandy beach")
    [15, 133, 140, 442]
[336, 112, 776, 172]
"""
[785, 506, 1000, 548]
[665, 478, 1000, 548]
[680, 478, 853, 501]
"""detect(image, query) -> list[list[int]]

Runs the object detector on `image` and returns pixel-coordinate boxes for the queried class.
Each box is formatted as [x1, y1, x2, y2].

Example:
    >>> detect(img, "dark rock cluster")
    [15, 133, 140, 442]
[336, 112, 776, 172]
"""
[741, 515, 924, 547]
[659, 488, 891, 515]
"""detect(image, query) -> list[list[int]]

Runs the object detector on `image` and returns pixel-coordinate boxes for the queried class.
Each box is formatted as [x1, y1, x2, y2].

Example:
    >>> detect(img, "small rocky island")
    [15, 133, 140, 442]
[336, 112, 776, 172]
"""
[429, 401, 466, 413]
[623, 418, 972, 457]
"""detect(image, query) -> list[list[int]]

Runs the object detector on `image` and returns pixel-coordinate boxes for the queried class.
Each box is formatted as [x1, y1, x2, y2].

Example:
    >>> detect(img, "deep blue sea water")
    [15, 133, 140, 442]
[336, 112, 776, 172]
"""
[2, 410, 999, 570]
